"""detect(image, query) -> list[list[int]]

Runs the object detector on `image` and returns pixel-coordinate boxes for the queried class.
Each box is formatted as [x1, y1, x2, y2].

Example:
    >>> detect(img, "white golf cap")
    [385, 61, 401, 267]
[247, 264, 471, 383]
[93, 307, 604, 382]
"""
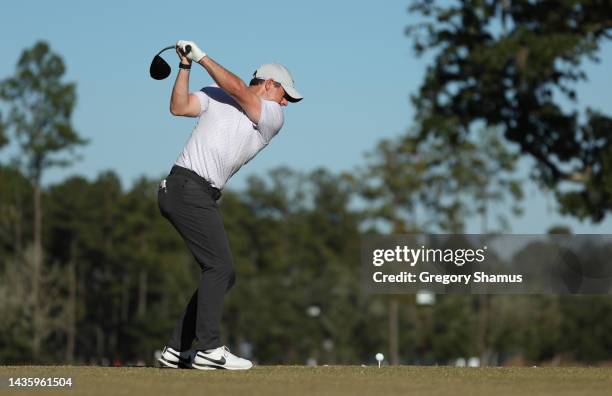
[253, 63, 303, 103]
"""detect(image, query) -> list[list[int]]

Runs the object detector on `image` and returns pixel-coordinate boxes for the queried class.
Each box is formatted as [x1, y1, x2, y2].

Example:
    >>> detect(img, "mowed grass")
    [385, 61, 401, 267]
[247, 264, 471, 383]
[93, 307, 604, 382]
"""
[1, 365, 611, 396]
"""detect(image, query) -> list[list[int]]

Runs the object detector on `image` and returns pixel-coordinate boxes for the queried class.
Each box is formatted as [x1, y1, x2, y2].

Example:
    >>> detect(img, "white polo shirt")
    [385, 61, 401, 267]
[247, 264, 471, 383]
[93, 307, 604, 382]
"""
[175, 85, 284, 190]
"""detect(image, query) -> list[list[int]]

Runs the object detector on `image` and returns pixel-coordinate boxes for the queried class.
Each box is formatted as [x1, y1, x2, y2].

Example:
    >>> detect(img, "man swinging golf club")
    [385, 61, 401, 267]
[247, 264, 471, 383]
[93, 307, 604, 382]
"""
[157, 39, 302, 370]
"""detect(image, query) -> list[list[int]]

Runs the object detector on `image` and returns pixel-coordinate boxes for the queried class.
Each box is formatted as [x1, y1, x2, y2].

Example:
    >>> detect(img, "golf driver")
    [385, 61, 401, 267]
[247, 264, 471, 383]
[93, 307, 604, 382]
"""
[149, 44, 191, 80]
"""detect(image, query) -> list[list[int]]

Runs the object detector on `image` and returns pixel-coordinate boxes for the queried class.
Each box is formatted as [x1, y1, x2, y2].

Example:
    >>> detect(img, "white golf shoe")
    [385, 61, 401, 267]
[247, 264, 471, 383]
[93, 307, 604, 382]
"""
[192, 346, 253, 370]
[158, 346, 193, 369]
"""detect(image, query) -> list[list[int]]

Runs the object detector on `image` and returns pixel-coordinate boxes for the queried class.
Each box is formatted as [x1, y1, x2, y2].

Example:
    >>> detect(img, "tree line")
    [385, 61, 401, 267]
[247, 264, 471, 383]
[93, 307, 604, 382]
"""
[2, 163, 612, 365]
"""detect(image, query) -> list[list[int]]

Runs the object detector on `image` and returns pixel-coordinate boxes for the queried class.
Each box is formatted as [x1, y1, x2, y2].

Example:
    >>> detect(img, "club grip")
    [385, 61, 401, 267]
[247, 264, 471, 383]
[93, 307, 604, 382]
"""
[185, 45, 191, 54]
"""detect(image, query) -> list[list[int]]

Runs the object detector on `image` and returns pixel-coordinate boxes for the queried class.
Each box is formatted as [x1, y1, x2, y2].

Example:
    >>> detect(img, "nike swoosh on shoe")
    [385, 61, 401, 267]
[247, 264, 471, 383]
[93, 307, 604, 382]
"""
[198, 354, 226, 366]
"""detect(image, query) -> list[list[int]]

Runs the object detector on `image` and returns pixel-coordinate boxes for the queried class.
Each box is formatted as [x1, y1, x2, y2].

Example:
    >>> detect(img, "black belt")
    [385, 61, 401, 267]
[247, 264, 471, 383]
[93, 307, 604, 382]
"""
[170, 165, 222, 201]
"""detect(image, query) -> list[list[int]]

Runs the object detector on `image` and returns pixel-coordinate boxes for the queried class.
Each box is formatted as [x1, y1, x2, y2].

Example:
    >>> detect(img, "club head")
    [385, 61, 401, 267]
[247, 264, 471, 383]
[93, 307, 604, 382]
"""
[150, 54, 171, 80]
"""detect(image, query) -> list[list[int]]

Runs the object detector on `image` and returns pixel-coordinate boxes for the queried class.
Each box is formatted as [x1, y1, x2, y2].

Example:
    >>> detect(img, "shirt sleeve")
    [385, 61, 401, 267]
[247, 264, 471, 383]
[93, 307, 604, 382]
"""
[192, 88, 211, 115]
[256, 99, 284, 142]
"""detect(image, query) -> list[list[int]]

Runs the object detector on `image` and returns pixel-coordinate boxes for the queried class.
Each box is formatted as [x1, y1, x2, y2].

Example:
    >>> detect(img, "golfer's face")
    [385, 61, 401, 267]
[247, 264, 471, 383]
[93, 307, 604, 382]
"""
[269, 81, 289, 106]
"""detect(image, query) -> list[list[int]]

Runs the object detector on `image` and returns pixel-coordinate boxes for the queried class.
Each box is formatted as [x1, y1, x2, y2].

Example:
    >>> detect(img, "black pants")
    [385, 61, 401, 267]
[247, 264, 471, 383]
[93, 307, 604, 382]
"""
[158, 166, 235, 352]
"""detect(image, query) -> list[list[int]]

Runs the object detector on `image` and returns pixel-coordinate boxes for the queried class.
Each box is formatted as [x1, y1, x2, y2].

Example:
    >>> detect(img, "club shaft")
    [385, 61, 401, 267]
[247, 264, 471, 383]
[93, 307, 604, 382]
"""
[157, 45, 175, 56]
[157, 44, 191, 56]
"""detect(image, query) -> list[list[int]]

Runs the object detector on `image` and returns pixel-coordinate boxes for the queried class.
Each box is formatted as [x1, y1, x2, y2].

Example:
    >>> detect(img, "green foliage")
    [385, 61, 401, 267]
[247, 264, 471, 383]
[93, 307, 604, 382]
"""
[0, 165, 33, 258]
[42, 171, 196, 363]
[0, 41, 88, 362]
[0, 244, 70, 363]
[359, 126, 523, 233]
[559, 296, 612, 362]
[430, 296, 476, 361]
[407, 0, 612, 221]
[0, 113, 8, 149]
[0, 163, 611, 365]
[222, 168, 369, 363]
[0, 41, 87, 182]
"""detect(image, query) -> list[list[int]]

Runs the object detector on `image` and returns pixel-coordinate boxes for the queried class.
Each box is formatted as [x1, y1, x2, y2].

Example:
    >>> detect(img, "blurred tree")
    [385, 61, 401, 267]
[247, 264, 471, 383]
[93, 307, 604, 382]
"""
[0, 242, 72, 364]
[360, 127, 522, 234]
[46, 174, 117, 363]
[45, 172, 194, 364]
[115, 176, 189, 361]
[359, 125, 523, 364]
[560, 296, 612, 362]
[429, 295, 476, 362]
[407, 0, 612, 221]
[0, 41, 87, 360]
[0, 165, 32, 260]
[468, 128, 523, 233]
[220, 167, 369, 364]
[0, 113, 7, 150]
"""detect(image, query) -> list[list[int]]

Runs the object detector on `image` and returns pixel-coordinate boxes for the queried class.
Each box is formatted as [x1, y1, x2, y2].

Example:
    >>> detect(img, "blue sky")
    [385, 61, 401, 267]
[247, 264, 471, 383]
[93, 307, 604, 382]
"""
[1, 0, 611, 233]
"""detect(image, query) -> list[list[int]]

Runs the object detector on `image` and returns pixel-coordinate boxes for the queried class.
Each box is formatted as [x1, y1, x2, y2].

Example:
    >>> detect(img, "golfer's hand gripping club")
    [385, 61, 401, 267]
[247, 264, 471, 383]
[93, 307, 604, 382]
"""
[177, 40, 206, 63]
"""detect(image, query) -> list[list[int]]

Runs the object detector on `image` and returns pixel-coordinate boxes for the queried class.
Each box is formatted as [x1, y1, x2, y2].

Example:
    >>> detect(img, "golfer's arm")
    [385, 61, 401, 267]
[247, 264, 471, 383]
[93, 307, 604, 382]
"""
[198, 56, 261, 123]
[169, 69, 200, 117]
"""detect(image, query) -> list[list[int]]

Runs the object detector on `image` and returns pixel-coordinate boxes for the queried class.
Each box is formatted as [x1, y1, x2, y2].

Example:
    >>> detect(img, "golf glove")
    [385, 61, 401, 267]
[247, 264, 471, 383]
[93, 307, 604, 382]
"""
[177, 40, 207, 62]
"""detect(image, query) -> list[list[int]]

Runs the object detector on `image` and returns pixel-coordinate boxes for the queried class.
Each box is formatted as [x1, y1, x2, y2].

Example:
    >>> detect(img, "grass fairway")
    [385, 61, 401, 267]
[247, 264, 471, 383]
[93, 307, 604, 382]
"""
[1, 365, 611, 396]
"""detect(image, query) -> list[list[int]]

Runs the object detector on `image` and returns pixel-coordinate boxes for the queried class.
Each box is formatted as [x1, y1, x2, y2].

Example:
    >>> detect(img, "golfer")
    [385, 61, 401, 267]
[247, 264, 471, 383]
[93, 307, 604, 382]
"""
[156, 40, 302, 370]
